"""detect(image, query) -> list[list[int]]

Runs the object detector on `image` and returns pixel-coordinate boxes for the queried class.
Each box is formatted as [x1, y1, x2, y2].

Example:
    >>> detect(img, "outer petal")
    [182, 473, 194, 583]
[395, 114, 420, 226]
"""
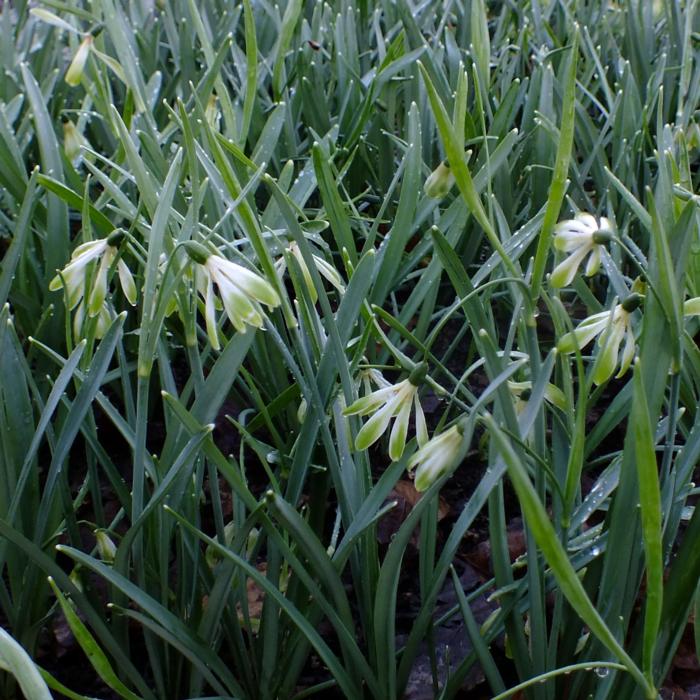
[211, 257, 280, 309]
[592, 319, 625, 385]
[557, 312, 610, 354]
[414, 393, 428, 447]
[616, 323, 636, 378]
[65, 36, 92, 86]
[343, 385, 398, 416]
[550, 244, 592, 288]
[411, 426, 462, 492]
[214, 273, 264, 332]
[94, 305, 111, 339]
[88, 250, 112, 317]
[355, 391, 402, 451]
[553, 229, 593, 252]
[204, 275, 220, 350]
[544, 384, 568, 411]
[117, 259, 137, 305]
[389, 391, 413, 461]
[72, 300, 86, 338]
[49, 240, 105, 294]
[584, 245, 602, 277]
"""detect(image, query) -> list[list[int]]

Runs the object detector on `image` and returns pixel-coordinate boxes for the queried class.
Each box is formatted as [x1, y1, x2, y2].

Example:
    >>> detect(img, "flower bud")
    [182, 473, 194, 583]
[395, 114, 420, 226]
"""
[65, 36, 93, 86]
[63, 121, 89, 165]
[424, 161, 455, 199]
[95, 530, 117, 563]
[183, 241, 211, 265]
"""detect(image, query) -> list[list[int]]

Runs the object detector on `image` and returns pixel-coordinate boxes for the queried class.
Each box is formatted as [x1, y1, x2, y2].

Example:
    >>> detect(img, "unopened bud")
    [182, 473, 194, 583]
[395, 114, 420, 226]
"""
[65, 36, 93, 86]
[424, 161, 455, 199]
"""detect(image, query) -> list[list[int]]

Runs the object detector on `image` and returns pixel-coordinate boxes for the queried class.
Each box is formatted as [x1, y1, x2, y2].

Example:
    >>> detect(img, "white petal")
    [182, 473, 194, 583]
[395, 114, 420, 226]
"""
[214, 273, 263, 332]
[65, 36, 92, 86]
[389, 396, 413, 461]
[117, 259, 136, 305]
[550, 244, 592, 288]
[592, 318, 625, 385]
[355, 391, 403, 451]
[616, 324, 636, 378]
[553, 229, 593, 252]
[584, 245, 602, 277]
[557, 312, 610, 354]
[87, 251, 112, 317]
[204, 276, 220, 349]
[344, 385, 399, 416]
[414, 393, 428, 447]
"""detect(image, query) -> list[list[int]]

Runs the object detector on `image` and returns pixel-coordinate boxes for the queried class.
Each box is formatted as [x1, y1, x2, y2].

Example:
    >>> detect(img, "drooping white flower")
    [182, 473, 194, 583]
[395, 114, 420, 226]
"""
[275, 241, 345, 304]
[507, 381, 567, 414]
[343, 365, 429, 461]
[550, 213, 613, 288]
[65, 35, 93, 86]
[557, 294, 641, 385]
[409, 424, 463, 492]
[424, 161, 455, 199]
[184, 241, 281, 350]
[49, 230, 136, 319]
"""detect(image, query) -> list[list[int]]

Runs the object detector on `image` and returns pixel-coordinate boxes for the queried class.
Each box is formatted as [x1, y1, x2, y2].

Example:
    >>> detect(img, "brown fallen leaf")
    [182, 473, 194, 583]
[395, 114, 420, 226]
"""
[377, 480, 450, 545]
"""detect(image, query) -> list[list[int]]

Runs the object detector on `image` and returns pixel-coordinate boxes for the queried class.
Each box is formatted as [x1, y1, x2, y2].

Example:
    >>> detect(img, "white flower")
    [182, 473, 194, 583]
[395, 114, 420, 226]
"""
[557, 294, 641, 385]
[343, 366, 429, 461]
[408, 424, 463, 492]
[424, 161, 455, 199]
[507, 381, 567, 414]
[49, 231, 136, 319]
[550, 213, 613, 288]
[65, 35, 93, 86]
[184, 242, 281, 350]
[275, 241, 345, 304]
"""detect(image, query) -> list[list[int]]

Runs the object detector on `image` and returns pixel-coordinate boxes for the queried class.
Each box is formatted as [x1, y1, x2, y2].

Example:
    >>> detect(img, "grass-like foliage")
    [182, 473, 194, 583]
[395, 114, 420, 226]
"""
[1, 1, 700, 698]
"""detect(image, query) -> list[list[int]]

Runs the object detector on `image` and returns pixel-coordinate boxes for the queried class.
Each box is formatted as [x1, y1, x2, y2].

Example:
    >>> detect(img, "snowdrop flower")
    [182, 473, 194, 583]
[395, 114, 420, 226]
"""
[550, 213, 613, 288]
[184, 241, 281, 350]
[557, 294, 641, 385]
[344, 365, 429, 461]
[72, 300, 112, 339]
[409, 424, 463, 492]
[65, 35, 93, 86]
[49, 230, 136, 317]
[424, 160, 455, 199]
[275, 241, 345, 304]
[507, 381, 567, 414]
